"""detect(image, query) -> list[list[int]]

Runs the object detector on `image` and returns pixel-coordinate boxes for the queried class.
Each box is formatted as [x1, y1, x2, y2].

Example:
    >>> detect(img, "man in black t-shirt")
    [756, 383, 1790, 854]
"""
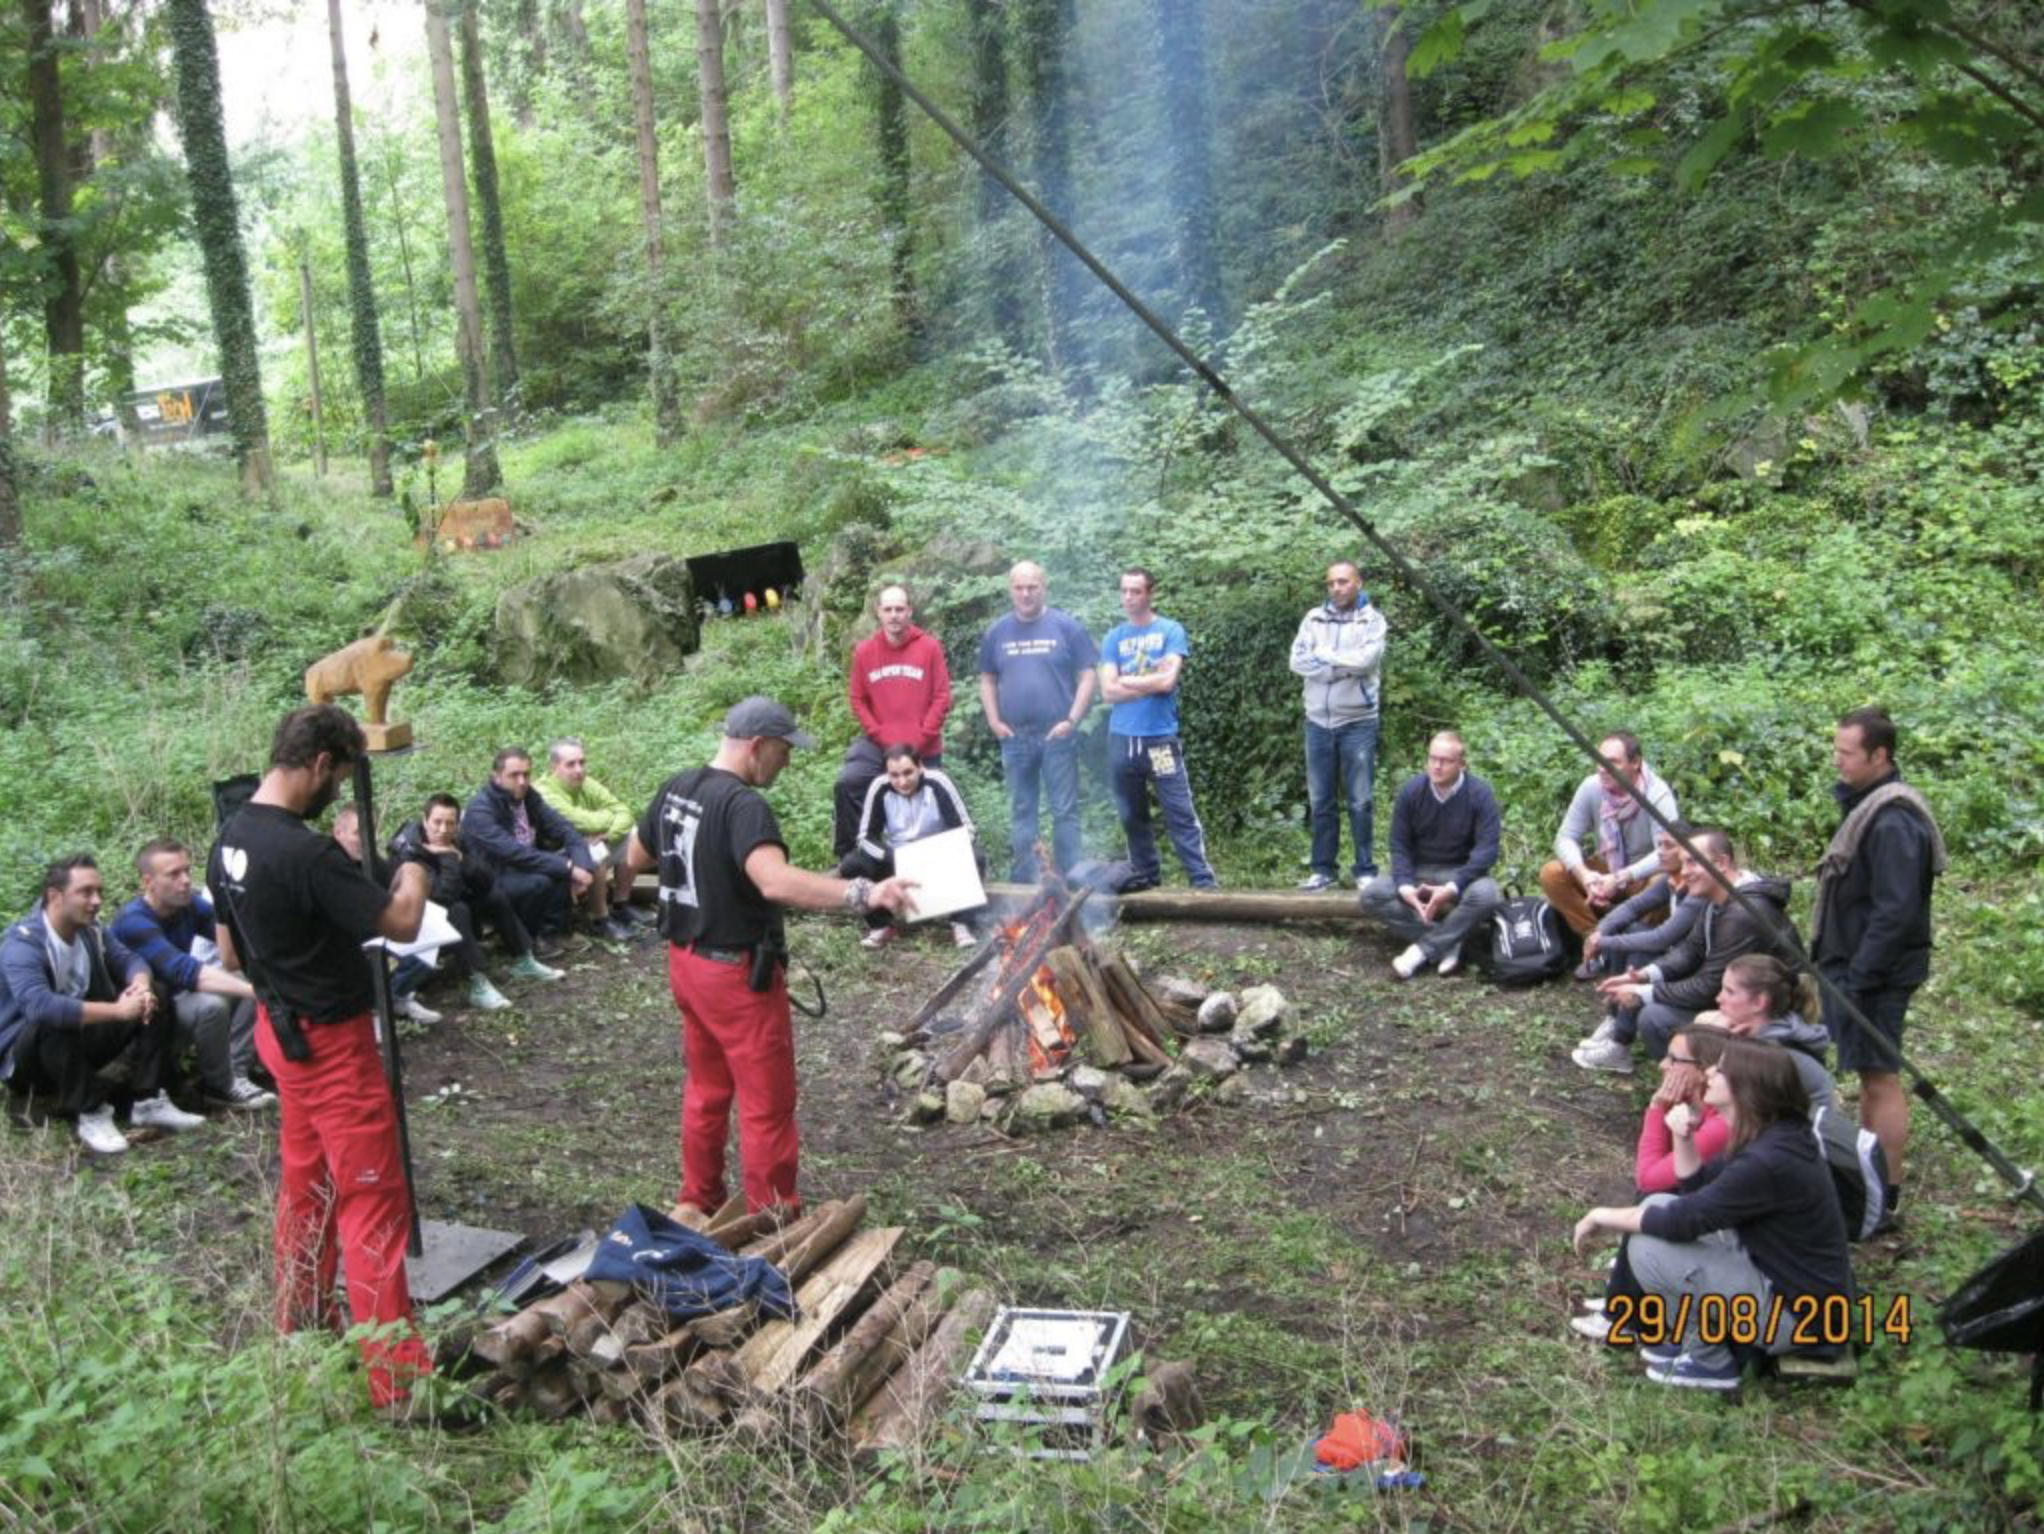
[210, 704, 433, 1413]
[625, 696, 912, 1220]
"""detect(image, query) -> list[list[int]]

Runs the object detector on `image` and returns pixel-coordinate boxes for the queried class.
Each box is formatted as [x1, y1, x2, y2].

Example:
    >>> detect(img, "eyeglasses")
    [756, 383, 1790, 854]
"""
[1665, 1054, 1699, 1067]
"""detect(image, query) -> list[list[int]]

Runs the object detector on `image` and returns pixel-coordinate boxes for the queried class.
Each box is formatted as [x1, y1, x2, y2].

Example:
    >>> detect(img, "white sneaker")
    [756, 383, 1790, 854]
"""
[1584, 1016, 1618, 1045]
[219, 1076, 276, 1111]
[75, 1106, 129, 1154]
[861, 927, 895, 950]
[1391, 944, 1427, 980]
[1568, 1312, 1613, 1342]
[1571, 1038, 1635, 1074]
[396, 995, 443, 1025]
[951, 923, 977, 949]
[1296, 873, 1337, 892]
[130, 1092, 206, 1132]
[468, 977, 513, 1012]
[1436, 944, 1463, 977]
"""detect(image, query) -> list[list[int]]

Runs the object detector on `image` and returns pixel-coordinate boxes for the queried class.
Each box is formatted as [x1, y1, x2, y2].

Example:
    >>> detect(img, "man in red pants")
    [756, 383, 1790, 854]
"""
[627, 697, 913, 1221]
[210, 704, 433, 1412]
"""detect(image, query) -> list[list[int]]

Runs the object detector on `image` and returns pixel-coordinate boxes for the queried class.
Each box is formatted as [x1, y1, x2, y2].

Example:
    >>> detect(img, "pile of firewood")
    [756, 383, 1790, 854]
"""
[454, 1195, 994, 1452]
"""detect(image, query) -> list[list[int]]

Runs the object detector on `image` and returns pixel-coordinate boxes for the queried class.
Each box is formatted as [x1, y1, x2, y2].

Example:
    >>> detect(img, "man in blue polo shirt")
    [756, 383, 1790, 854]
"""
[1357, 730, 1503, 978]
[978, 561, 1098, 881]
[1098, 568, 1217, 891]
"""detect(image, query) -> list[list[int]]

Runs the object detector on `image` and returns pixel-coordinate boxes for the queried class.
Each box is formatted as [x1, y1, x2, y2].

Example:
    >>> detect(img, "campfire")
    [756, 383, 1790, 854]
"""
[884, 877, 1310, 1131]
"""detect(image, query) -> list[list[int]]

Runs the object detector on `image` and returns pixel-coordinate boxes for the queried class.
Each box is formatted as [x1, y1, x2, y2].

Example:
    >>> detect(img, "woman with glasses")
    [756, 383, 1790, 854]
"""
[1569, 1035, 1854, 1391]
[1634, 1024, 1731, 1195]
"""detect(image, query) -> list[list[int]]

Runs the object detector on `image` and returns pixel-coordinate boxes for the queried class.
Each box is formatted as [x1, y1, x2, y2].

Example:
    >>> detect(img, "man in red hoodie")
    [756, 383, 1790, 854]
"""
[833, 585, 954, 860]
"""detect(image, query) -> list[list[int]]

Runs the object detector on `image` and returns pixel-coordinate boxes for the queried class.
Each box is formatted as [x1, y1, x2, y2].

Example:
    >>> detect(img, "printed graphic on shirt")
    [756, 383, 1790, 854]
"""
[866, 662, 928, 683]
[659, 792, 705, 911]
[1113, 630, 1169, 674]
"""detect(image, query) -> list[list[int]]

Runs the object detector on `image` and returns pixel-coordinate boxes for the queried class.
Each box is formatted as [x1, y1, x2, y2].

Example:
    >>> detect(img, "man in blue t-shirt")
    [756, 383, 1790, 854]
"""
[1099, 568, 1217, 890]
[977, 561, 1098, 881]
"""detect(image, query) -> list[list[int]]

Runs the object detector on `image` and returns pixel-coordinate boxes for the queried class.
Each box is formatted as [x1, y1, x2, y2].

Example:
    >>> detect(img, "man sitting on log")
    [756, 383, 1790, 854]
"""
[0, 853, 203, 1154]
[1576, 826, 1792, 1073]
[833, 584, 953, 862]
[546, 738, 652, 934]
[112, 837, 272, 1110]
[1357, 731, 1504, 980]
[463, 747, 614, 949]
[839, 744, 982, 951]
[1537, 730, 1680, 943]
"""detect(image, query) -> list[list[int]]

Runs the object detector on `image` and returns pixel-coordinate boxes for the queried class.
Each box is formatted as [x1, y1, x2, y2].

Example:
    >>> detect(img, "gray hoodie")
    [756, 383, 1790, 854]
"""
[1757, 1011, 1836, 1112]
[1288, 600, 1388, 728]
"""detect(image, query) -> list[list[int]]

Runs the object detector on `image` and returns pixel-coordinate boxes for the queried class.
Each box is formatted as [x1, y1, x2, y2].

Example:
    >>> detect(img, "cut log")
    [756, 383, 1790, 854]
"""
[1115, 888, 1361, 923]
[654, 1371, 731, 1431]
[622, 1326, 700, 1384]
[1043, 946, 1130, 1068]
[793, 1261, 935, 1425]
[934, 889, 1093, 1083]
[852, 1287, 996, 1455]
[741, 1201, 832, 1263]
[902, 931, 1003, 1038]
[775, 1195, 869, 1284]
[579, 1301, 665, 1366]
[833, 1280, 948, 1428]
[525, 1360, 583, 1420]
[473, 1279, 628, 1370]
[1096, 952, 1175, 1053]
[684, 1300, 759, 1349]
[730, 1227, 905, 1395]
[699, 1195, 748, 1236]
[588, 1393, 632, 1425]
[704, 1209, 780, 1251]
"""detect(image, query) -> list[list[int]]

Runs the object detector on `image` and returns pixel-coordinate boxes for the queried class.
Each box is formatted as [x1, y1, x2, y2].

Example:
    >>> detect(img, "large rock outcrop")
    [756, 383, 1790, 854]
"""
[494, 554, 698, 689]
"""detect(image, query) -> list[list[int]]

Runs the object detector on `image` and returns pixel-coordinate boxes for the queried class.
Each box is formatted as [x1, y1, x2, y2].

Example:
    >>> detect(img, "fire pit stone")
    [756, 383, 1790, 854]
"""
[945, 1080, 988, 1125]
[1195, 993, 1238, 1034]
[1236, 986, 1288, 1036]
[1016, 1081, 1088, 1130]
[1180, 1038, 1240, 1080]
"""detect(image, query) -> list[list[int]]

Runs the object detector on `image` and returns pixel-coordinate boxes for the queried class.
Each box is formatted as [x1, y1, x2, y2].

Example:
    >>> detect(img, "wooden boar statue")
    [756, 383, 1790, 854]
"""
[305, 631, 414, 731]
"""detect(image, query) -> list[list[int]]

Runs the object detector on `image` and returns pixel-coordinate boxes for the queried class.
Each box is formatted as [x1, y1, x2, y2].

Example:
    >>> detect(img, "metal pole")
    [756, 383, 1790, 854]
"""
[352, 751, 424, 1257]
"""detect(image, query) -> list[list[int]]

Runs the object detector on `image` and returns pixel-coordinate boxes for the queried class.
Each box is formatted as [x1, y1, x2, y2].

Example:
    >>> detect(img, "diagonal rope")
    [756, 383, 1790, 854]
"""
[803, 0, 2041, 1215]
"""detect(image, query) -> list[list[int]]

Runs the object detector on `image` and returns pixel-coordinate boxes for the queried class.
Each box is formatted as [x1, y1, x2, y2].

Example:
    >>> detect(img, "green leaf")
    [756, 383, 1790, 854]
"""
[1759, 96, 1863, 159]
[1607, 155, 1661, 176]
[1408, 10, 1466, 79]
[1675, 113, 1745, 191]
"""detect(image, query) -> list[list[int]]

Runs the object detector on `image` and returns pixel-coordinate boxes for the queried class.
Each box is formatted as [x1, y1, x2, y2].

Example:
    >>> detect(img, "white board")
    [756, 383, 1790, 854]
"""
[891, 828, 986, 922]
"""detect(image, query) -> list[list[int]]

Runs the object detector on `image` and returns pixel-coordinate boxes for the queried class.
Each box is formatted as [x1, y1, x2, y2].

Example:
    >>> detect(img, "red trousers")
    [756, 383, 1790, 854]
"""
[255, 1007, 430, 1409]
[666, 946, 801, 1215]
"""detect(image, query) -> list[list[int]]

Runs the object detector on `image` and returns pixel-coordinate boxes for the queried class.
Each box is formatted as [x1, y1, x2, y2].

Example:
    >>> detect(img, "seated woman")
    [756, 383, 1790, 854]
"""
[1635, 1024, 1731, 1195]
[1696, 952, 1835, 1112]
[838, 744, 981, 951]
[384, 794, 565, 1020]
[1570, 1035, 1855, 1391]
[1578, 827, 1699, 980]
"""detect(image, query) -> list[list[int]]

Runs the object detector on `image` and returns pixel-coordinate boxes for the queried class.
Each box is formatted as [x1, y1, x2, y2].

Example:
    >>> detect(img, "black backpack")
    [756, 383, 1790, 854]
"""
[1487, 887, 1569, 984]
[1813, 1103, 1890, 1242]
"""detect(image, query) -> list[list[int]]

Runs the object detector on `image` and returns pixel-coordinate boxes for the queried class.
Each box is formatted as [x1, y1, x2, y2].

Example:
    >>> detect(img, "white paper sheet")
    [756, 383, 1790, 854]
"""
[890, 828, 986, 922]
[363, 900, 461, 960]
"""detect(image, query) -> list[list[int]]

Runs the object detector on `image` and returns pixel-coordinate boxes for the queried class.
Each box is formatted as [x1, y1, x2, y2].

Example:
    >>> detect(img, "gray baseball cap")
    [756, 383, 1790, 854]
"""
[723, 695, 817, 749]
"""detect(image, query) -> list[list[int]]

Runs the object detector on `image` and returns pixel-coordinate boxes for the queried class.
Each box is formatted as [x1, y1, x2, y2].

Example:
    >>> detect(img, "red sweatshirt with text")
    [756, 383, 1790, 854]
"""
[849, 626, 953, 757]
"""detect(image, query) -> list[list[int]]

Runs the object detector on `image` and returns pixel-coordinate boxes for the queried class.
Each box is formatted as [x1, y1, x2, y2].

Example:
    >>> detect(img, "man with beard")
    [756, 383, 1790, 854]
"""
[209, 704, 434, 1413]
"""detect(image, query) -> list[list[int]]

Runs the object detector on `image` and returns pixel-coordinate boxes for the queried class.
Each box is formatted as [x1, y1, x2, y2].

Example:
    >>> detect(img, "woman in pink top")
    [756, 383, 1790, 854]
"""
[1635, 1024, 1732, 1194]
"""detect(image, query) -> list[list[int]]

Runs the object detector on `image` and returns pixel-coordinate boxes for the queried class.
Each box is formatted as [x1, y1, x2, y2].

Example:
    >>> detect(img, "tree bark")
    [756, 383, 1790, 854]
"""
[26, 0, 86, 435]
[165, 0, 272, 492]
[1150, 0, 1225, 324]
[1375, 2, 1420, 229]
[458, 0, 521, 406]
[78, 0, 136, 416]
[869, 1, 916, 337]
[1014, 0, 1081, 370]
[695, 0, 737, 244]
[511, 0, 544, 127]
[328, 0, 393, 495]
[964, 0, 1022, 350]
[424, 0, 501, 496]
[298, 245, 327, 476]
[765, 0, 793, 120]
[0, 321, 19, 551]
[625, 0, 680, 445]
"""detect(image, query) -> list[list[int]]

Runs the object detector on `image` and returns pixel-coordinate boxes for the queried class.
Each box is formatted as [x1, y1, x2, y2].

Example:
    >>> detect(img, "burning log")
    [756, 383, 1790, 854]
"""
[1043, 946, 1129, 1069]
[933, 888, 1092, 1083]
[1096, 952, 1175, 1058]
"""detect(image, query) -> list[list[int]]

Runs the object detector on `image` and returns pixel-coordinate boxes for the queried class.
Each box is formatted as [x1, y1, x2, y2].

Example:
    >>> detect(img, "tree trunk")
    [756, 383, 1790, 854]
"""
[555, 0, 595, 107]
[625, 0, 680, 445]
[869, 1, 915, 337]
[165, 0, 272, 492]
[765, 0, 793, 120]
[79, 0, 136, 418]
[511, 0, 544, 127]
[424, 0, 501, 496]
[328, 0, 393, 495]
[298, 244, 327, 476]
[459, 0, 521, 407]
[695, 0, 737, 244]
[1375, 2, 1420, 228]
[964, 0, 1022, 350]
[1151, 0, 1225, 325]
[0, 321, 19, 551]
[1014, 0, 1081, 371]
[26, 0, 86, 435]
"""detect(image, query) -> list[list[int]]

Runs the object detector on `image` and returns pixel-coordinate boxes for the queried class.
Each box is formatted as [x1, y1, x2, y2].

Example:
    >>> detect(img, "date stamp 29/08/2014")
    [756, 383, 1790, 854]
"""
[1603, 1293, 1913, 1350]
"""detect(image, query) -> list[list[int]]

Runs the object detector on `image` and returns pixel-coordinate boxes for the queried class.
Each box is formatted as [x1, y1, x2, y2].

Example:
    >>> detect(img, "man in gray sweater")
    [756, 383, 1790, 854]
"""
[1288, 561, 1388, 891]
[1537, 731, 1679, 940]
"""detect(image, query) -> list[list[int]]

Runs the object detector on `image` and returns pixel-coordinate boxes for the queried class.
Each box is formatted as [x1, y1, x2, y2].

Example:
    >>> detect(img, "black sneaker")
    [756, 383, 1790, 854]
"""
[596, 917, 635, 944]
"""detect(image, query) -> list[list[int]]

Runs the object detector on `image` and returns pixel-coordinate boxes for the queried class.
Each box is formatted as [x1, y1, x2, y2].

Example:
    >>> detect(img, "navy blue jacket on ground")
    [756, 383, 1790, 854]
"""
[1387, 773, 1501, 893]
[584, 1204, 797, 1322]
[0, 909, 149, 1079]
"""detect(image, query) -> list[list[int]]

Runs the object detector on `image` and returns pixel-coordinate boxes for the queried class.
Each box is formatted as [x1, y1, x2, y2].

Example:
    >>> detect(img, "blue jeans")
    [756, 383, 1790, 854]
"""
[1305, 717, 1379, 879]
[1108, 733, 1216, 888]
[1000, 731, 1083, 882]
